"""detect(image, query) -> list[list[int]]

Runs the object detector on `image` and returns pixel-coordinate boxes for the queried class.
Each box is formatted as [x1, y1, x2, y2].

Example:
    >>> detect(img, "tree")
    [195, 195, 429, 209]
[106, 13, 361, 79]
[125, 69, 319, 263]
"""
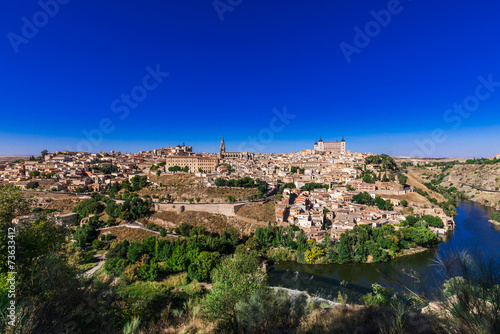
[203, 252, 266, 332]
[41, 149, 48, 159]
[397, 173, 408, 185]
[188, 251, 220, 282]
[127, 241, 144, 263]
[4, 214, 117, 333]
[29, 170, 41, 178]
[0, 185, 34, 271]
[423, 214, 444, 228]
[305, 246, 325, 264]
[352, 192, 373, 205]
[214, 178, 226, 187]
[400, 199, 408, 207]
[168, 165, 182, 173]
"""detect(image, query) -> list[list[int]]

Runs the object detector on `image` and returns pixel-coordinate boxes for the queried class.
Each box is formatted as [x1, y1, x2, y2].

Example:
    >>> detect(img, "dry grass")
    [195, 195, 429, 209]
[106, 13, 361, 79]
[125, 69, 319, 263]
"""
[144, 315, 214, 334]
[236, 201, 276, 222]
[98, 226, 173, 243]
[45, 198, 81, 211]
[380, 192, 429, 205]
[297, 305, 438, 334]
[150, 211, 234, 234]
[407, 169, 446, 202]
[148, 173, 198, 187]
[164, 272, 189, 287]
[149, 210, 262, 236]
[172, 186, 259, 202]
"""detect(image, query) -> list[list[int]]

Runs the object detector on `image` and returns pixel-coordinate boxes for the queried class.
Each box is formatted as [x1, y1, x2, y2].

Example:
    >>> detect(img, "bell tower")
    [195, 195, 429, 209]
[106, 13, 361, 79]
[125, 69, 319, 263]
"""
[218, 136, 225, 159]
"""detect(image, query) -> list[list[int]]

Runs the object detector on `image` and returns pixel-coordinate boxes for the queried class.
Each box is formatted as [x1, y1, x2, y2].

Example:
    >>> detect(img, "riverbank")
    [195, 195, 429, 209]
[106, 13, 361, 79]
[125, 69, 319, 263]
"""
[269, 201, 500, 298]
[489, 219, 500, 226]
[398, 246, 428, 257]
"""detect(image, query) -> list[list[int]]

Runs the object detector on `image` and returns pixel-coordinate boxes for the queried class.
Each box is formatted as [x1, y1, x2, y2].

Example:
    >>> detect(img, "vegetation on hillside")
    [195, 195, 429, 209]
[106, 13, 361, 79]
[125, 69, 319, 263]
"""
[352, 191, 393, 210]
[108, 175, 148, 198]
[365, 154, 399, 171]
[1, 184, 498, 333]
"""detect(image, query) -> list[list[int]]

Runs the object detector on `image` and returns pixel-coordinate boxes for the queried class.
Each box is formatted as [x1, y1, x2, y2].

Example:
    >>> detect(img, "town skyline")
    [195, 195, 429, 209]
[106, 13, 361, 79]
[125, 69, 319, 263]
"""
[3, 1, 500, 158]
[2, 132, 499, 159]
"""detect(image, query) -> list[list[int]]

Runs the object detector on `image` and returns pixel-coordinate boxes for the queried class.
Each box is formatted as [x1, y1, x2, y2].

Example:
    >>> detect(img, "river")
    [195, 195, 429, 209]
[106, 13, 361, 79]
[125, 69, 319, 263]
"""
[268, 201, 500, 301]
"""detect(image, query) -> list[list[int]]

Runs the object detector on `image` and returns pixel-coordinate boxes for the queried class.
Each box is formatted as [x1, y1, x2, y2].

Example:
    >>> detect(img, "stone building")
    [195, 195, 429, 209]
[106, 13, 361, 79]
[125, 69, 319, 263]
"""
[314, 137, 346, 154]
[217, 137, 255, 160]
[164, 155, 218, 172]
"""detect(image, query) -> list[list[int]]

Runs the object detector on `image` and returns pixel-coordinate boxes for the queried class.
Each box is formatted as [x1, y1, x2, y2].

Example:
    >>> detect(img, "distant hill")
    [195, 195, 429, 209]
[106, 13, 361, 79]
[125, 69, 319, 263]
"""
[411, 163, 500, 210]
[0, 156, 29, 163]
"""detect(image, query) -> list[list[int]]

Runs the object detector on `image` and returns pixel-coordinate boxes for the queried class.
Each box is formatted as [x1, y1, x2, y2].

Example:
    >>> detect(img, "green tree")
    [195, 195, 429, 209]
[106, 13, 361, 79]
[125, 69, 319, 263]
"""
[203, 252, 266, 332]
[188, 251, 220, 282]
[127, 241, 144, 263]
[0, 185, 34, 271]
[397, 173, 408, 185]
[40, 149, 48, 159]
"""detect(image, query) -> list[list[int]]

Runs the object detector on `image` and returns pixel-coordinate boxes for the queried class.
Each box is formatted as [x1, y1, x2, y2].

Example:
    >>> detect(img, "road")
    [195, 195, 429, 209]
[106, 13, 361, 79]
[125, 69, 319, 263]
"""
[82, 252, 106, 278]
[459, 182, 500, 193]
[97, 221, 183, 238]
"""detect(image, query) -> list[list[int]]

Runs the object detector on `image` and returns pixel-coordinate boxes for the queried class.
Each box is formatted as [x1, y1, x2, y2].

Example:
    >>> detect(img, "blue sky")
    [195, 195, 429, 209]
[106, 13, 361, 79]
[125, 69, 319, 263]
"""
[1, 0, 500, 157]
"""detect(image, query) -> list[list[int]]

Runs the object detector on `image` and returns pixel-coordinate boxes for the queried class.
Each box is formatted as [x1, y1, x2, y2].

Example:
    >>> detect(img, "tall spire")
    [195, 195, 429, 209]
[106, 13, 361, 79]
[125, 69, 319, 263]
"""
[219, 136, 225, 153]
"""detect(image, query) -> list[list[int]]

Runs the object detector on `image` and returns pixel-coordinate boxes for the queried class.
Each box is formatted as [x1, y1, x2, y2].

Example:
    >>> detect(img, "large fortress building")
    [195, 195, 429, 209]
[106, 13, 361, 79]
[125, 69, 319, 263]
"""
[313, 137, 346, 154]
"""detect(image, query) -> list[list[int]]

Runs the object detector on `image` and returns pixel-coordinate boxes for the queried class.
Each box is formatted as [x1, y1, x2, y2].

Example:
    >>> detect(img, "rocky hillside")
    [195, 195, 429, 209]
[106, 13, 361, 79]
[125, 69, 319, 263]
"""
[442, 164, 500, 209]
[411, 164, 500, 210]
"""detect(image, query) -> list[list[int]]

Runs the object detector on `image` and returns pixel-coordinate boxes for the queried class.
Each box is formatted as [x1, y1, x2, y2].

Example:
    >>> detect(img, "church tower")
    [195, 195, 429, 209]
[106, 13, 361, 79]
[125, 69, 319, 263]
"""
[219, 136, 225, 153]
[219, 136, 225, 159]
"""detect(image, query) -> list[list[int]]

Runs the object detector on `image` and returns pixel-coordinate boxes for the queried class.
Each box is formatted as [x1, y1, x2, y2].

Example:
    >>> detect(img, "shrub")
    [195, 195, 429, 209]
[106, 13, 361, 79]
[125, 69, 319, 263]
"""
[361, 283, 393, 307]
[164, 272, 188, 286]
[104, 257, 128, 276]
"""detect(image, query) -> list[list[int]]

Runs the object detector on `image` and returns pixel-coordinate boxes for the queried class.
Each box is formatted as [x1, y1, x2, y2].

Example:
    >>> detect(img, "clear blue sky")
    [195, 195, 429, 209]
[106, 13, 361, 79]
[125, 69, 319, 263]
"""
[1, 0, 500, 157]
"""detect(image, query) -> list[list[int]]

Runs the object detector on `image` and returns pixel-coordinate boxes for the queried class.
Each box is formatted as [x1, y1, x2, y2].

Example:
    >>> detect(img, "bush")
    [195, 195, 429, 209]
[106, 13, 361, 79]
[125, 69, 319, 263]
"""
[164, 272, 188, 286]
[361, 283, 393, 307]
[104, 257, 128, 276]
[491, 211, 500, 222]
[92, 239, 106, 250]
[423, 215, 444, 228]
[185, 279, 204, 295]
[402, 251, 500, 333]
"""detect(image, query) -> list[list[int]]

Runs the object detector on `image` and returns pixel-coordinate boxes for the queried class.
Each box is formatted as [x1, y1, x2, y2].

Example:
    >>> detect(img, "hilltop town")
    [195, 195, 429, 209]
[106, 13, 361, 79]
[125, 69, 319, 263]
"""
[1, 137, 456, 246]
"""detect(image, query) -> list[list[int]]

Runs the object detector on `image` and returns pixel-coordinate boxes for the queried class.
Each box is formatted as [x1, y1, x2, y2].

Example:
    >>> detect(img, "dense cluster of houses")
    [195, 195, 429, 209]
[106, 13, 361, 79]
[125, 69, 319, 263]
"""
[1, 145, 454, 240]
[211, 149, 453, 242]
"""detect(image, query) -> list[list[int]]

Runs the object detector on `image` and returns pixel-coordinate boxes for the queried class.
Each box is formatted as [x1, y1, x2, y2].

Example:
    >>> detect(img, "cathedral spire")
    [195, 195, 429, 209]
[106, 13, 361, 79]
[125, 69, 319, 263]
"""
[219, 136, 225, 153]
